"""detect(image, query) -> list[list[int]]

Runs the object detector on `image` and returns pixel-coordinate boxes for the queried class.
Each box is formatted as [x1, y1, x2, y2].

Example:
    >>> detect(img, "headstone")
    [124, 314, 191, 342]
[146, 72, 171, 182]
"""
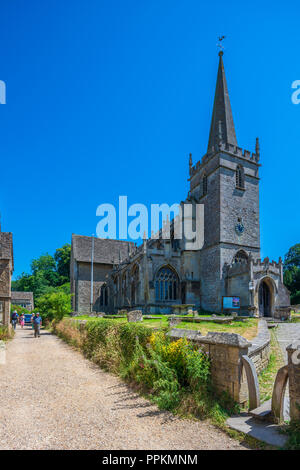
[127, 310, 143, 322]
[118, 309, 128, 315]
[169, 317, 181, 327]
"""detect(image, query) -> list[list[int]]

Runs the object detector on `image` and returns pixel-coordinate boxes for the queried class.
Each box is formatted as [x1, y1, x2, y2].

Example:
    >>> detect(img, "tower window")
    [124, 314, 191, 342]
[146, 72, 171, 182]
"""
[234, 250, 248, 264]
[236, 165, 244, 189]
[203, 174, 208, 195]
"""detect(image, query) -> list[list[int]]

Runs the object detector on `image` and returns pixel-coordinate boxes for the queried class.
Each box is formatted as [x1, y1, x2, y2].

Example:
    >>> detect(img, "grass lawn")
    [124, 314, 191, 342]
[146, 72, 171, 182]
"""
[71, 315, 259, 339]
[177, 318, 258, 340]
[258, 329, 285, 403]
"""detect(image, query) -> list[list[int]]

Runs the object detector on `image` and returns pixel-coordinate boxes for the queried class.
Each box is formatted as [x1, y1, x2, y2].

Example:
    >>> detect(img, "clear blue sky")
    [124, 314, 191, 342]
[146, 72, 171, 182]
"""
[0, 0, 299, 278]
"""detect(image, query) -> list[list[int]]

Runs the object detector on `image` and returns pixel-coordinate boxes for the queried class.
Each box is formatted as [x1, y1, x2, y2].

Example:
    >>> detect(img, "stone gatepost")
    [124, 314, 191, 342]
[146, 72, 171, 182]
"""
[286, 340, 300, 422]
[200, 332, 251, 404]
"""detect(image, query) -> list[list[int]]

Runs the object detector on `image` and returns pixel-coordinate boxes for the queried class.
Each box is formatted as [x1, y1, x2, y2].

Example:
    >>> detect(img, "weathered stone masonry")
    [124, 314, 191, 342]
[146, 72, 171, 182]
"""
[70, 51, 290, 318]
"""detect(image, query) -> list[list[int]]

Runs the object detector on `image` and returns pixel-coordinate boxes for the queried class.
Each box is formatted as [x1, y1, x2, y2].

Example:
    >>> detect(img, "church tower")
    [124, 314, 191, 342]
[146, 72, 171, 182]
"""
[188, 51, 261, 312]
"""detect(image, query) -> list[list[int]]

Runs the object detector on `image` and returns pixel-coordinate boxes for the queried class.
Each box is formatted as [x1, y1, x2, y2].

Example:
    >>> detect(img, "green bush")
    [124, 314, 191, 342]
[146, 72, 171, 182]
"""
[52, 318, 237, 421]
[35, 290, 71, 322]
[0, 326, 14, 341]
[11, 304, 31, 315]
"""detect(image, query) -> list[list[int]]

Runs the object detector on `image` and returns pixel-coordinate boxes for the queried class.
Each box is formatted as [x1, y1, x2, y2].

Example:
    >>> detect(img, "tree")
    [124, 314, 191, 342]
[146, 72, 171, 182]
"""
[31, 254, 60, 286]
[12, 243, 72, 301]
[35, 290, 72, 322]
[284, 243, 300, 304]
[54, 244, 71, 283]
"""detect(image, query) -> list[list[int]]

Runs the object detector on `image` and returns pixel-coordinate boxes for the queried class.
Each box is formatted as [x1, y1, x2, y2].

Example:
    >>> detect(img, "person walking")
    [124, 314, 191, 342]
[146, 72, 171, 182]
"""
[11, 310, 19, 330]
[32, 312, 42, 338]
[19, 313, 25, 329]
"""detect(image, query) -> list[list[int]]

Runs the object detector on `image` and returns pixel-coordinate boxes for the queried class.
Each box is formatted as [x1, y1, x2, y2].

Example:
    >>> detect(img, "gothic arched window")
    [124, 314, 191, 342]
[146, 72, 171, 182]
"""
[155, 266, 178, 301]
[236, 165, 244, 189]
[130, 264, 139, 305]
[100, 284, 109, 306]
[234, 250, 248, 264]
[203, 174, 208, 196]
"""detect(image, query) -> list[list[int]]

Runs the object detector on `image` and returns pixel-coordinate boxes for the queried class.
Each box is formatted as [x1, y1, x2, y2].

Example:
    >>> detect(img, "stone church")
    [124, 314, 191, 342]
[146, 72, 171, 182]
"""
[70, 51, 290, 319]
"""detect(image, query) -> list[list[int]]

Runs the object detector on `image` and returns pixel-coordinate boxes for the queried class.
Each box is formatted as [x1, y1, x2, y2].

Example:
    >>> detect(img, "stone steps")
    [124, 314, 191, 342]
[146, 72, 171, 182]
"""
[249, 399, 273, 421]
[226, 413, 287, 448]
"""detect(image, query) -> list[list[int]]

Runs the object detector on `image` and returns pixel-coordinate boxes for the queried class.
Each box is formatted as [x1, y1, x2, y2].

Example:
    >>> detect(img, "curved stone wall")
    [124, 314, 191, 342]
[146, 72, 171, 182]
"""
[248, 319, 270, 374]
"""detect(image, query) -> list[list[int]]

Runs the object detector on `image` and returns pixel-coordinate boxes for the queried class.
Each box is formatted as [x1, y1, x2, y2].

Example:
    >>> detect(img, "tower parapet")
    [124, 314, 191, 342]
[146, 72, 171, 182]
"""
[189, 142, 260, 180]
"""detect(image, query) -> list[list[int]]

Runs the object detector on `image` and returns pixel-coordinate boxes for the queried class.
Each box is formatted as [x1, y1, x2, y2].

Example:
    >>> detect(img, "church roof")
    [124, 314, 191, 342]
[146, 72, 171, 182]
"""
[11, 291, 34, 301]
[71, 234, 134, 265]
[0, 232, 14, 266]
[207, 51, 237, 153]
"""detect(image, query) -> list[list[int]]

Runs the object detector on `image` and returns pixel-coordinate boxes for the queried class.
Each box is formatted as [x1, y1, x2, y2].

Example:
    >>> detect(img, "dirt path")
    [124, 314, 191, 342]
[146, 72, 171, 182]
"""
[0, 326, 248, 450]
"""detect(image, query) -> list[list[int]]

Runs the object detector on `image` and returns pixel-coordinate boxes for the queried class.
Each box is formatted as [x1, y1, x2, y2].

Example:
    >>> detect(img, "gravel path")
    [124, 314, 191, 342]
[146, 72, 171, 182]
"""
[0, 326, 248, 450]
[275, 323, 300, 363]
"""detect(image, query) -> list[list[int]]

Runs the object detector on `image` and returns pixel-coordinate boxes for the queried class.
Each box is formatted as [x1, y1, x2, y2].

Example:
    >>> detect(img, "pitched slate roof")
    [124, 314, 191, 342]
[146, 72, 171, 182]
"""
[0, 232, 14, 267]
[11, 291, 34, 301]
[71, 234, 134, 265]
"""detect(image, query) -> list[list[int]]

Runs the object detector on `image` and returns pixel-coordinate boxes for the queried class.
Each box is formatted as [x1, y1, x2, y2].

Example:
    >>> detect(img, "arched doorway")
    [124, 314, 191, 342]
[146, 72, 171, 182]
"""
[259, 280, 271, 317]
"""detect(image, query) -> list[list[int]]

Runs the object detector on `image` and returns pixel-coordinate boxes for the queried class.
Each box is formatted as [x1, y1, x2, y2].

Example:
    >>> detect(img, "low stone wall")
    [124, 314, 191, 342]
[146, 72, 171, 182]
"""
[167, 320, 270, 404]
[168, 328, 251, 404]
[248, 320, 270, 375]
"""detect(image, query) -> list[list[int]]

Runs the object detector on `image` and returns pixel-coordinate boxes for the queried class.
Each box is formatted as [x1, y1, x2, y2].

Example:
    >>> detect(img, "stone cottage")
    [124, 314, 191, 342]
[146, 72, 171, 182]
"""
[11, 291, 34, 311]
[0, 230, 14, 326]
[70, 51, 290, 319]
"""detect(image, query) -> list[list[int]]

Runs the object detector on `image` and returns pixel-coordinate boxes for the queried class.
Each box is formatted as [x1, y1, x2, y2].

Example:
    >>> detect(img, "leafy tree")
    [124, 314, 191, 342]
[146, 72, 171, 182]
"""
[284, 243, 300, 304]
[11, 304, 31, 315]
[12, 243, 71, 301]
[31, 254, 60, 286]
[54, 244, 71, 283]
[284, 244, 300, 271]
[35, 290, 72, 322]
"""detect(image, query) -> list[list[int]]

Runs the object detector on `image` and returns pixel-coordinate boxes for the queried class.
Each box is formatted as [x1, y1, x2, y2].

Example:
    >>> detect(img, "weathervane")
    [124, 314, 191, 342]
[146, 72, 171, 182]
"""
[217, 35, 226, 54]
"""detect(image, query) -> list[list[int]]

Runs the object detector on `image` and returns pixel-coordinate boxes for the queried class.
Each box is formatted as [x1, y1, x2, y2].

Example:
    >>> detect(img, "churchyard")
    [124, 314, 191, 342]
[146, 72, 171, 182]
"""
[72, 314, 259, 339]
[49, 310, 300, 449]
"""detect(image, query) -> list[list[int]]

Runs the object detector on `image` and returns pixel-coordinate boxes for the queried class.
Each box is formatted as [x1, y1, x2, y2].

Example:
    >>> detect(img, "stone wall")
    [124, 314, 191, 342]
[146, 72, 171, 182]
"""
[168, 320, 270, 405]
[248, 319, 270, 375]
[168, 328, 251, 404]
[75, 262, 113, 313]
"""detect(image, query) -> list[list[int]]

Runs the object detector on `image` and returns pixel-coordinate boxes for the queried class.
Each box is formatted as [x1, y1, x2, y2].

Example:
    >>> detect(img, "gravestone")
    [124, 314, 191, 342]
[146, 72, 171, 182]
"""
[169, 317, 182, 327]
[127, 310, 143, 322]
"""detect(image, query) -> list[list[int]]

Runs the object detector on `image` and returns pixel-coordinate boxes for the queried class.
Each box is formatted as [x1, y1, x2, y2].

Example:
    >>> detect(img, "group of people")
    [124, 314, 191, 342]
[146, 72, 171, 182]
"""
[11, 310, 42, 338]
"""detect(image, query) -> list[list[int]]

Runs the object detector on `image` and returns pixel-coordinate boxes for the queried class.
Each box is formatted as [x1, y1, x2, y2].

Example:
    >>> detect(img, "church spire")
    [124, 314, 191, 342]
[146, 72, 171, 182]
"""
[207, 51, 237, 153]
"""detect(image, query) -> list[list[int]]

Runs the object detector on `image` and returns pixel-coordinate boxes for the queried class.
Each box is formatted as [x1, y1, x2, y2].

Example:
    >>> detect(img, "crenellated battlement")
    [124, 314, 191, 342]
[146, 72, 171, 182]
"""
[253, 256, 282, 269]
[189, 141, 260, 179]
